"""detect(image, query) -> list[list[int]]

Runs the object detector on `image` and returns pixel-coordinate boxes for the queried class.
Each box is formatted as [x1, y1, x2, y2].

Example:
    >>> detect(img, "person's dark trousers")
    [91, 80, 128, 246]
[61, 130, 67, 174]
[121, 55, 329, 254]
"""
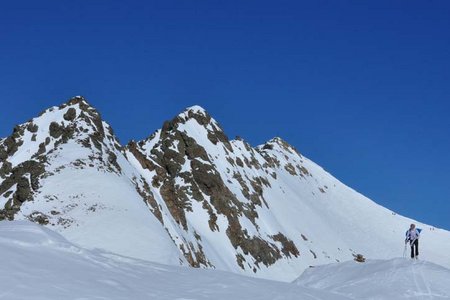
[410, 239, 419, 258]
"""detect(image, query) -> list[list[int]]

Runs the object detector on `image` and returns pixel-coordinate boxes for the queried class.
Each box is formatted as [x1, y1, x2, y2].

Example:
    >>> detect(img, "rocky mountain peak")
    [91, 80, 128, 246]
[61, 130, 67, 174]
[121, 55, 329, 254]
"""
[181, 105, 209, 118]
[0, 97, 123, 221]
[163, 105, 223, 133]
[123, 105, 304, 272]
[39, 96, 103, 125]
[66, 95, 89, 106]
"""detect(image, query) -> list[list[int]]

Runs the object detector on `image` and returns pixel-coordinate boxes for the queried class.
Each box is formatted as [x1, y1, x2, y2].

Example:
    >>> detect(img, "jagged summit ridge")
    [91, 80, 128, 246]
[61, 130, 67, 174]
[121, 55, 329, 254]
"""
[0, 96, 122, 171]
[181, 105, 209, 117]
[0, 96, 124, 221]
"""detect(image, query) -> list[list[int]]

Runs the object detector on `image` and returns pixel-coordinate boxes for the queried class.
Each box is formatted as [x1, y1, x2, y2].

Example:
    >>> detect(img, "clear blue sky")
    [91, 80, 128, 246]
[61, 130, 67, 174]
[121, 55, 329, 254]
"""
[1, 1, 449, 230]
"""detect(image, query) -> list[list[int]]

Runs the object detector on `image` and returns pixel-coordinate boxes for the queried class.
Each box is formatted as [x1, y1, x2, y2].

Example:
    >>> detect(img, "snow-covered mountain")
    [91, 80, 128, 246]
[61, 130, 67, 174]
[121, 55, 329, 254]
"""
[1, 96, 449, 282]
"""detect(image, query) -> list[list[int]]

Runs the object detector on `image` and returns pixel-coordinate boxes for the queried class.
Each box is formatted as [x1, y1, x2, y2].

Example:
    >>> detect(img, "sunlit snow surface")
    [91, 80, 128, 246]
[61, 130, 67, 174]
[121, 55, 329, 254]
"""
[2, 221, 449, 300]
[0, 221, 348, 300]
[295, 258, 450, 299]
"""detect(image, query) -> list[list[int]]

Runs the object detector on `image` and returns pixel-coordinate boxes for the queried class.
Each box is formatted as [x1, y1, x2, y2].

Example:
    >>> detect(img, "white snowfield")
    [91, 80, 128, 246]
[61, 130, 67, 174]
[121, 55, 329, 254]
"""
[1, 221, 449, 300]
[0, 221, 350, 300]
[295, 258, 450, 299]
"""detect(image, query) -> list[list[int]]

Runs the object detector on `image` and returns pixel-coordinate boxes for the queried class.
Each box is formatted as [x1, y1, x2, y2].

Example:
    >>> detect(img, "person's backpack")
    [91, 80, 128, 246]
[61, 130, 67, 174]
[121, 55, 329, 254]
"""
[405, 228, 422, 240]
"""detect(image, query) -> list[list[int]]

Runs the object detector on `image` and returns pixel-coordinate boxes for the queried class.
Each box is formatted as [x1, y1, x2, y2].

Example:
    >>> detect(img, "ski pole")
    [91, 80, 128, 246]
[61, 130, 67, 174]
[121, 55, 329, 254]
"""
[403, 242, 407, 258]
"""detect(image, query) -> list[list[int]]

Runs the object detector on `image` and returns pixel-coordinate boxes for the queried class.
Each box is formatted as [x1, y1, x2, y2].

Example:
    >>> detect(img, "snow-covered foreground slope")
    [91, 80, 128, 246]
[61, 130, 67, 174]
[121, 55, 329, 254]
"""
[0, 221, 349, 300]
[295, 258, 450, 299]
[2, 221, 448, 300]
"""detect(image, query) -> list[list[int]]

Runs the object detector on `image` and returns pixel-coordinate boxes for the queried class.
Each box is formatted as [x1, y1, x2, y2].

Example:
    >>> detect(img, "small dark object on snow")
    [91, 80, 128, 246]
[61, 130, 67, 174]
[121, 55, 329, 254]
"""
[354, 254, 366, 263]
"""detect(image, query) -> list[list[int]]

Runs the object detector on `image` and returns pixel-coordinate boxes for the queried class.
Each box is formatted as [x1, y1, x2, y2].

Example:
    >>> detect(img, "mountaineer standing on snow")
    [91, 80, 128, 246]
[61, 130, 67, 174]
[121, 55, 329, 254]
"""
[405, 223, 421, 259]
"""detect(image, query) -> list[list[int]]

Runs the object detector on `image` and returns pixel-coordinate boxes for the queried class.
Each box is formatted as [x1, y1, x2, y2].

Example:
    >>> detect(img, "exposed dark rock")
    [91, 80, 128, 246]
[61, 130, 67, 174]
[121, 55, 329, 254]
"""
[107, 151, 122, 173]
[0, 160, 45, 217]
[35, 142, 46, 157]
[60, 125, 76, 143]
[12, 125, 25, 138]
[134, 178, 163, 224]
[236, 254, 246, 270]
[299, 166, 310, 177]
[27, 123, 39, 133]
[233, 172, 251, 200]
[272, 233, 300, 258]
[15, 176, 32, 202]
[227, 221, 281, 267]
[3, 190, 13, 198]
[226, 157, 235, 166]
[181, 133, 209, 161]
[80, 137, 91, 148]
[162, 120, 175, 132]
[0, 199, 20, 221]
[354, 253, 366, 263]
[63, 107, 77, 121]
[0, 161, 12, 178]
[3, 136, 21, 157]
[0, 147, 7, 161]
[28, 211, 50, 225]
[236, 157, 244, 167]
[49, 122, 63, 138]
[66, 96, 89, 108]
[207, 128, 232, 151]
[284, 163, 298, 176]
[160, 179, 189, 230]
[180, 243, 212, 268]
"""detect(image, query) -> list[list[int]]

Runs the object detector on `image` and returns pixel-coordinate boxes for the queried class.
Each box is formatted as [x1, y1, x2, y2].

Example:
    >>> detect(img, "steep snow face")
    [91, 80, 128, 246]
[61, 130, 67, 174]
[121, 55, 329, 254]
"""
[126, 105, 450, 281]
[0, 221, 349, 300]
[0, 97, 182, 265]
[295, 258, 450, 299]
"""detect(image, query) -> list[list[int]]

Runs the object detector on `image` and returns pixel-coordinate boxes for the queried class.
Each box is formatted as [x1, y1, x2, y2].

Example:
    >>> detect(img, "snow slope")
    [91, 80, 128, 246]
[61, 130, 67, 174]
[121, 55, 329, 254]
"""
[295, 258, 450, 299]
[0, 220, 349, 300]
